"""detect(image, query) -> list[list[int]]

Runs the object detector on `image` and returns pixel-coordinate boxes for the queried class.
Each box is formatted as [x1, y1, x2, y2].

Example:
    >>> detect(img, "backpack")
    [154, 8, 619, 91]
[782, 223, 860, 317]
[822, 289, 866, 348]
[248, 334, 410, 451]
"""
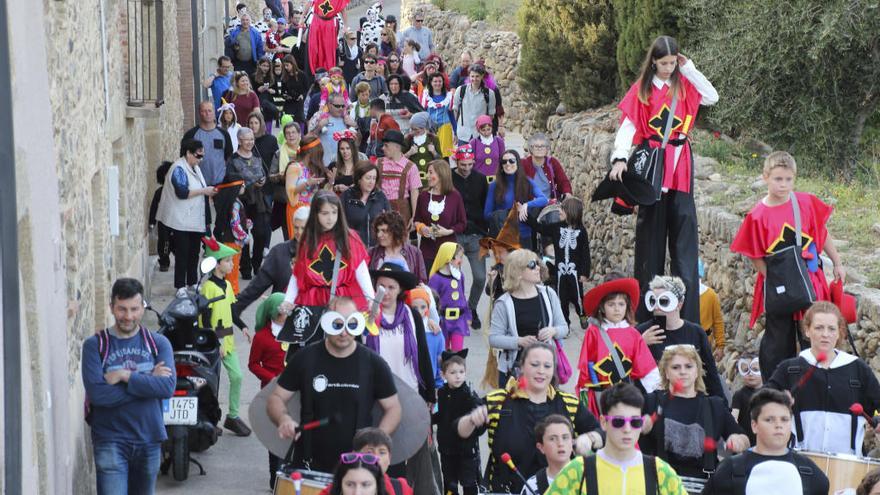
[84, 327, 160, 424]
[456, 84, 491, 128]
[730, 451, 815, 494]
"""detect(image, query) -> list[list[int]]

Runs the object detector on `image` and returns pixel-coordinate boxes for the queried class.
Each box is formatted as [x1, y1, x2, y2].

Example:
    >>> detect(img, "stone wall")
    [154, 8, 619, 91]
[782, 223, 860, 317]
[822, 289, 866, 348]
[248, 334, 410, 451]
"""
[33, 0, 187, 491]
[402, 2, 535, 134]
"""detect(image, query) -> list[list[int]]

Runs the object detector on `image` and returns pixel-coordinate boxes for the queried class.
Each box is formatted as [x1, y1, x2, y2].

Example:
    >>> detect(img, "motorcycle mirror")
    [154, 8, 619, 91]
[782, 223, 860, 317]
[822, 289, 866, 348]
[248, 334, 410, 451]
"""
[200, 257, 218, 275]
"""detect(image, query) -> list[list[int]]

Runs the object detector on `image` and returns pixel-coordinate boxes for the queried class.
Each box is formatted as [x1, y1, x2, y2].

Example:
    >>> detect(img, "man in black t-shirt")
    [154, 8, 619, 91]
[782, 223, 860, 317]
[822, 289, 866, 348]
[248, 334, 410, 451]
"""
[701, 388, 828, 495]
[267, 297, 401, 472]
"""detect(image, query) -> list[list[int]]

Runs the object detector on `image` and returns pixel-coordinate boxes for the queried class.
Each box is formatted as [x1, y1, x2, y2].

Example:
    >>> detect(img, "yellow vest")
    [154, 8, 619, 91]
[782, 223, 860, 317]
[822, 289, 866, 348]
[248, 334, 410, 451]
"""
[200, 278, 237, 354]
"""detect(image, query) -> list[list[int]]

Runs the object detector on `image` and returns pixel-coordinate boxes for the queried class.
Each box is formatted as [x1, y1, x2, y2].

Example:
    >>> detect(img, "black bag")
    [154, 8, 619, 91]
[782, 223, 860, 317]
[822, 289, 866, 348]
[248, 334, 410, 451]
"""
[764, 192, 816, 316]
[626, 92, 679, 204]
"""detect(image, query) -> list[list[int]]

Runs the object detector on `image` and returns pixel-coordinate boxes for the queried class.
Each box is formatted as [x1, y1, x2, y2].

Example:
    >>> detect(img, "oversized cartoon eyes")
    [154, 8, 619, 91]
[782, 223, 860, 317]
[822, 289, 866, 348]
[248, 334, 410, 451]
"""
[320, 311, 366, 336]
[737, 358, 761, 376]
[644, 290, 679, 312]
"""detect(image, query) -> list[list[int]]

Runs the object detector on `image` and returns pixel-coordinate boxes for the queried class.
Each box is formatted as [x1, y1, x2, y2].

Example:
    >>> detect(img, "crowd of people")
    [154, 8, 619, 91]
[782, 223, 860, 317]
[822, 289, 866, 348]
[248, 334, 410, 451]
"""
[84, 2, 880, 495]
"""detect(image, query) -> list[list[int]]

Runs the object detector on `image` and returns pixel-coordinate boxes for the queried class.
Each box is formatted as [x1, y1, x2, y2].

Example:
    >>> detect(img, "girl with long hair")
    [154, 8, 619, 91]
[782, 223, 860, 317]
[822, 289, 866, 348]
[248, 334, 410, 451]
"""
[608, 35, 718, 323]
[284, 133, 329, 238]
[279, 55, 307, 125]
[284, 191, 375, 311]
[483, 150, 547, 249]
[419, 72, 456, 157]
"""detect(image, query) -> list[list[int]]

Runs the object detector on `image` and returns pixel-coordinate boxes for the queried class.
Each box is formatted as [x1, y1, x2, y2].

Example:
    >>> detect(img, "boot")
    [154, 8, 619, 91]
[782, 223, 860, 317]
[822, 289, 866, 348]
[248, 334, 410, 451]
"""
[224, 415, 252, 437]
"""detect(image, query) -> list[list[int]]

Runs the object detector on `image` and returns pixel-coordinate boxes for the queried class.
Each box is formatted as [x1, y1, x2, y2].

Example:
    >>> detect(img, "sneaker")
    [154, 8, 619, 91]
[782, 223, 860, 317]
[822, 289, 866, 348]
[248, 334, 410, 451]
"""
[224, 416, 252, 437]
[471, 312, 481, 330]
[158, 263, 170, 272]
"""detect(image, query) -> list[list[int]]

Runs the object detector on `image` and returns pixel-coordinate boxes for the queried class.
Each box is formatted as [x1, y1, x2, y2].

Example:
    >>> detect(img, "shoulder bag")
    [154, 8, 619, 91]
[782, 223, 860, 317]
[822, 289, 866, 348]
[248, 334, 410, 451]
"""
[764, 192, 817, 316]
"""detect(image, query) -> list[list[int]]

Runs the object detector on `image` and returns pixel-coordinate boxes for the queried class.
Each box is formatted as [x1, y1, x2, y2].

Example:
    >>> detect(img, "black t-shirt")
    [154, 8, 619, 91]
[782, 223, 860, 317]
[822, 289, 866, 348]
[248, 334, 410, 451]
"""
[731, 386, 758, 445]
[277, 342, 397, 472]
[512, 295, 543, 338]
[701, 450, 829, 495]
[636, 319, 725, 399]
[640, 392, 742, 478]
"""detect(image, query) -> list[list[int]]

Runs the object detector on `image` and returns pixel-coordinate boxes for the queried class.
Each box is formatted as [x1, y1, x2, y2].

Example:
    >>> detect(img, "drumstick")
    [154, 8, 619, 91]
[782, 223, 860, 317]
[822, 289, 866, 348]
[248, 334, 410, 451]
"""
[652, 379, 684, 423]
[792, 352, 827, 395]
[501, 453, 538, 495]
[291, 471, 302, 495]
[849, 403, 875, 426]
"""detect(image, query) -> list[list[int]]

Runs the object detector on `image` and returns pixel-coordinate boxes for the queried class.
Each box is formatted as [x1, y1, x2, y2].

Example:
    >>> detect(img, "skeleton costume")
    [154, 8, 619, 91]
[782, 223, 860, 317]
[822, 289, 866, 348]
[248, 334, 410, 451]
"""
[527, 219, 591, 324]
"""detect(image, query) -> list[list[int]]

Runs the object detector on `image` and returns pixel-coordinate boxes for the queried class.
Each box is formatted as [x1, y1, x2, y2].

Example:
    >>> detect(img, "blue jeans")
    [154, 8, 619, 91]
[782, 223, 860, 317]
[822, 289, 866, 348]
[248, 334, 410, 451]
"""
[94, 440, 161, 495]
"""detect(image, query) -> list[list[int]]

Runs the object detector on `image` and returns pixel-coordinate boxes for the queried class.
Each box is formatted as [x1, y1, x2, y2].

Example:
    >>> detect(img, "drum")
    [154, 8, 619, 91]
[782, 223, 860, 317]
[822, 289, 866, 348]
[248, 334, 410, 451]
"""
[678, 475, 707, 495]
[273, 469, 332, 495]
[800, 450, 880, 493]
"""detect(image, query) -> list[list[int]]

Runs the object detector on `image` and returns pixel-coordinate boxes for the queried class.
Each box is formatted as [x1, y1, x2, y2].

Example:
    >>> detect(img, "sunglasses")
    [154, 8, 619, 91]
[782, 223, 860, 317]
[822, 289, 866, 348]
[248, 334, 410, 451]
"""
[331, 103, 345, 109]
[388, 59, 399, 63]
[502, 158, 517, 165]
[737, 358, 761, 377]
[526, 260, 540, 270]
[645, 290, 680, 313]
[603, 416, 644, 429]
[340, 452, 380, 465]
[415, 19, 424, 22]
[365, 60, 376, 64]
[194, 153, 205, 159]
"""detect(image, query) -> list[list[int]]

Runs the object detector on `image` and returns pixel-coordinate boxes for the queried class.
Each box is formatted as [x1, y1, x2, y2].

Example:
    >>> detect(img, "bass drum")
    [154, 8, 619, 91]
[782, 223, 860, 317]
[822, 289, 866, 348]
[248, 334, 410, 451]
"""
[799, 450, 880, 494]
[274, 469, 332, 495]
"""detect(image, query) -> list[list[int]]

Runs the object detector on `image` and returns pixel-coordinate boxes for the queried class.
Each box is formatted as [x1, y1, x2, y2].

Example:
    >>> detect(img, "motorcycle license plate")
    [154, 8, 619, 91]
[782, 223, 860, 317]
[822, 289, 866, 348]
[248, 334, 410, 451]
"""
[163, 397, 198, 425]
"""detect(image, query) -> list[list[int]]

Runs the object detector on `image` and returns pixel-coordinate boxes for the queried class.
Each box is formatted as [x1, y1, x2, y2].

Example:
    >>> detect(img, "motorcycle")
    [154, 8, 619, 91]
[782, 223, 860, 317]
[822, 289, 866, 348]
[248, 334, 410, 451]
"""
[149, 257, 224, 481]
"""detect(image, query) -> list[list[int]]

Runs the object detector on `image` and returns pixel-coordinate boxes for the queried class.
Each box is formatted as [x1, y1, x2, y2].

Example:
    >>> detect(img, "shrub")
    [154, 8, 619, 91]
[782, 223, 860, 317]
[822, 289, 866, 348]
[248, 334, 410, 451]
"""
[517, 0, 618, 117]
[687, 0, 880, 179]
[613, 0, 689, 90]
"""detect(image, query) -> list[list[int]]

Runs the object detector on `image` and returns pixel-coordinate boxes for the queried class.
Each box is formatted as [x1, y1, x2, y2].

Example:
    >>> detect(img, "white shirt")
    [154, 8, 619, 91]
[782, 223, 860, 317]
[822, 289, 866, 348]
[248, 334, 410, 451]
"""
[378, 311, 419, 390]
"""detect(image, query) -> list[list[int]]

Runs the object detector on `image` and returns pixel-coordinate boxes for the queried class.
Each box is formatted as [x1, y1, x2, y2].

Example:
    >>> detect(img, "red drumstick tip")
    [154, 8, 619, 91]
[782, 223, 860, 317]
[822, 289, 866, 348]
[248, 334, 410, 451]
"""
[850, 403, 865, 416]
[671, 379, 684, 394]
[703, 437, 717, 452]
[501, 453, 512, 464]
[815, 351, 828, 363]
[517, 376, 528, 390]
[650, 412, 659, 423]
[291, 472, 302, 480]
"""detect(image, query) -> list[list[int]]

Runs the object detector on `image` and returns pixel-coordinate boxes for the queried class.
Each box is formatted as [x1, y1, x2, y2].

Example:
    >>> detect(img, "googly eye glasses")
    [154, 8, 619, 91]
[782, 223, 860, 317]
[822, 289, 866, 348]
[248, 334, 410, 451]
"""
[737, 357, 761, 377]
[320, 311, 366, 336]
[644, 290, 680, 313]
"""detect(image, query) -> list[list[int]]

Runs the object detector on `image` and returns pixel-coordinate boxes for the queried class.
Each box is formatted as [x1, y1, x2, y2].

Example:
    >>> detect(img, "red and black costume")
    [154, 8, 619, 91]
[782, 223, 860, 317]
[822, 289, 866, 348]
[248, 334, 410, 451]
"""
[731, 191, 833, 378]
[612, 60, 718, 324]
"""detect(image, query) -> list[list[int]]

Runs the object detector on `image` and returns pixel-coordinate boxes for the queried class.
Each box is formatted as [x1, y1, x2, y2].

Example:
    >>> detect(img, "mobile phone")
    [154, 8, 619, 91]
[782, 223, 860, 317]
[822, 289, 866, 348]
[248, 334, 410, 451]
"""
[652, 314, 667, 331]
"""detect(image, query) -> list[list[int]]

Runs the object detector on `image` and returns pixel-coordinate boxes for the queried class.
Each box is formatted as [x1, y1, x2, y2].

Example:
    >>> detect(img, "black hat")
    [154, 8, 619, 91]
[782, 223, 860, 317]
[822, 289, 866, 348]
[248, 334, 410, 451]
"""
[386, 15, 397, 23]
[591, 169, 658, 208]
[382, 129, 405, 147]
[370, 261, 417, 291]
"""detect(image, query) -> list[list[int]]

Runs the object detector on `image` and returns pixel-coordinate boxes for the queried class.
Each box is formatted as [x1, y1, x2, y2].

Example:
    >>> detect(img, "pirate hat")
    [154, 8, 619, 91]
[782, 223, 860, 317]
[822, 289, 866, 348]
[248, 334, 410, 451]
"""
[591, 170, 658, 210]
[370, 260, 418, 291]
[582, 277, 640, 317]
[830, 279, 857, 324]
[479, 209, 521, 257]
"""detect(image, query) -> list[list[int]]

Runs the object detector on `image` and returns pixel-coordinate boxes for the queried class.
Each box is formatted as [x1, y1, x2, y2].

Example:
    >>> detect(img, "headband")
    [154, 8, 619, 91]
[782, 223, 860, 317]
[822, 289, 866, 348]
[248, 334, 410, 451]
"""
[299, 139, 322, 152]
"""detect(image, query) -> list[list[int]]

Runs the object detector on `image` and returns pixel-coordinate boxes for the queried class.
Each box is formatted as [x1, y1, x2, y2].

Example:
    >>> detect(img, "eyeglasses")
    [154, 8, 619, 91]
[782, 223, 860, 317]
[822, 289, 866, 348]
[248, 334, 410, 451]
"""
[340, 452, 380, 465]
[331, 103, 345, 109]
[388, 59, 399, 63]
[737, 357, 761, 377]
[526, 260, 540, 270]
[320, 311, 366, 336]
[645, 290, 680, 312]
[415, 19, 424, 23]
[194, 153, 205, 159]
[502, 158, 517, 165]
[603, 416, 644, 429]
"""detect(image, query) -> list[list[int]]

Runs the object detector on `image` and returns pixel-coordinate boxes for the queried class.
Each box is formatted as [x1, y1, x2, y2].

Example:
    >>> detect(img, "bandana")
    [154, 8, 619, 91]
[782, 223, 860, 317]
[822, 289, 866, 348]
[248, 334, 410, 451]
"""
[454, 144, 474, 161]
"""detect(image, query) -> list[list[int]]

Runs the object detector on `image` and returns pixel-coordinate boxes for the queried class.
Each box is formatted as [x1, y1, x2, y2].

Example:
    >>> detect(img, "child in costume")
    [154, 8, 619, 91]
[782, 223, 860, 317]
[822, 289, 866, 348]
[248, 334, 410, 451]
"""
[730, 354, 761, 446]
[283, 191, 376, 311]
[199, 237, 252, 437]
[433, 351, 483, 495]
[469, 114, 505, 180]
[403, 112, 442, 182]
[527, 196, 591, 326]
[401, 39, 421, 77]
[211, 166, 251, 294]
[731, 150, 846, 379]
[697, 258, 725, 360]
[217, 101, 242, 151]
[406, 287, 445, 389]
[428, 242, 472, 351]
[247, 292, 289, 489]
[576, 273, 659, 418]
[318, 67, 350, 113]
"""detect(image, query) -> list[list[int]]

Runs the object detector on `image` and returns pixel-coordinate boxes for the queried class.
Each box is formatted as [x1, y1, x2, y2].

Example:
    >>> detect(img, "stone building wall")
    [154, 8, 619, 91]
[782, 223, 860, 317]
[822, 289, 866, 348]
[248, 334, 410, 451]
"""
[26, 0, 187, 492]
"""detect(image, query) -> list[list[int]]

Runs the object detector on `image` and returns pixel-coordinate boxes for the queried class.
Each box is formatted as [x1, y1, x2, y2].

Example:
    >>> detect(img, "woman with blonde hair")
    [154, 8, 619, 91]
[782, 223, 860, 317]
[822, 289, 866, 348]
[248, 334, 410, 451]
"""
[488, 249, 569, 386]
[284, 133, 330, 238]
[379, 26, 398, 57]
[222, 71, 261, 125]
[640, 344, 748, 491]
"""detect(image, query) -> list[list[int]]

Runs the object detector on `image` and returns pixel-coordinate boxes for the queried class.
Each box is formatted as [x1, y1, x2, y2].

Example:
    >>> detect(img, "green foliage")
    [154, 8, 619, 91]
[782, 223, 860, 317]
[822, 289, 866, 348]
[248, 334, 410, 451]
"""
[431, 0, 521, 29]
[613, 0, 688, 89]
[517, 0, 619, 115]
[687, 0, 880, 179]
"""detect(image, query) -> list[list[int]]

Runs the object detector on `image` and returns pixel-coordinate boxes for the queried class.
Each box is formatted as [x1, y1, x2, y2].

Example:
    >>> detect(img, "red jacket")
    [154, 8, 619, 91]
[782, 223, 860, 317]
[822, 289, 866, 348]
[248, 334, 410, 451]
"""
[248, 325, 286, 387]
[318, 473, 413, 495]
[521, 155, 572, 200]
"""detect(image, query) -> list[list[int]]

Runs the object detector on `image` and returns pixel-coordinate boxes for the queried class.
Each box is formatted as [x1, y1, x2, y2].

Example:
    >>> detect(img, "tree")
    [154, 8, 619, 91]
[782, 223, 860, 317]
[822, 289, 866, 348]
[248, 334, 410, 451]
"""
[613, 0, 688, 90]
[517, 0, 618, 117]
[688, 0, 880, 178]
